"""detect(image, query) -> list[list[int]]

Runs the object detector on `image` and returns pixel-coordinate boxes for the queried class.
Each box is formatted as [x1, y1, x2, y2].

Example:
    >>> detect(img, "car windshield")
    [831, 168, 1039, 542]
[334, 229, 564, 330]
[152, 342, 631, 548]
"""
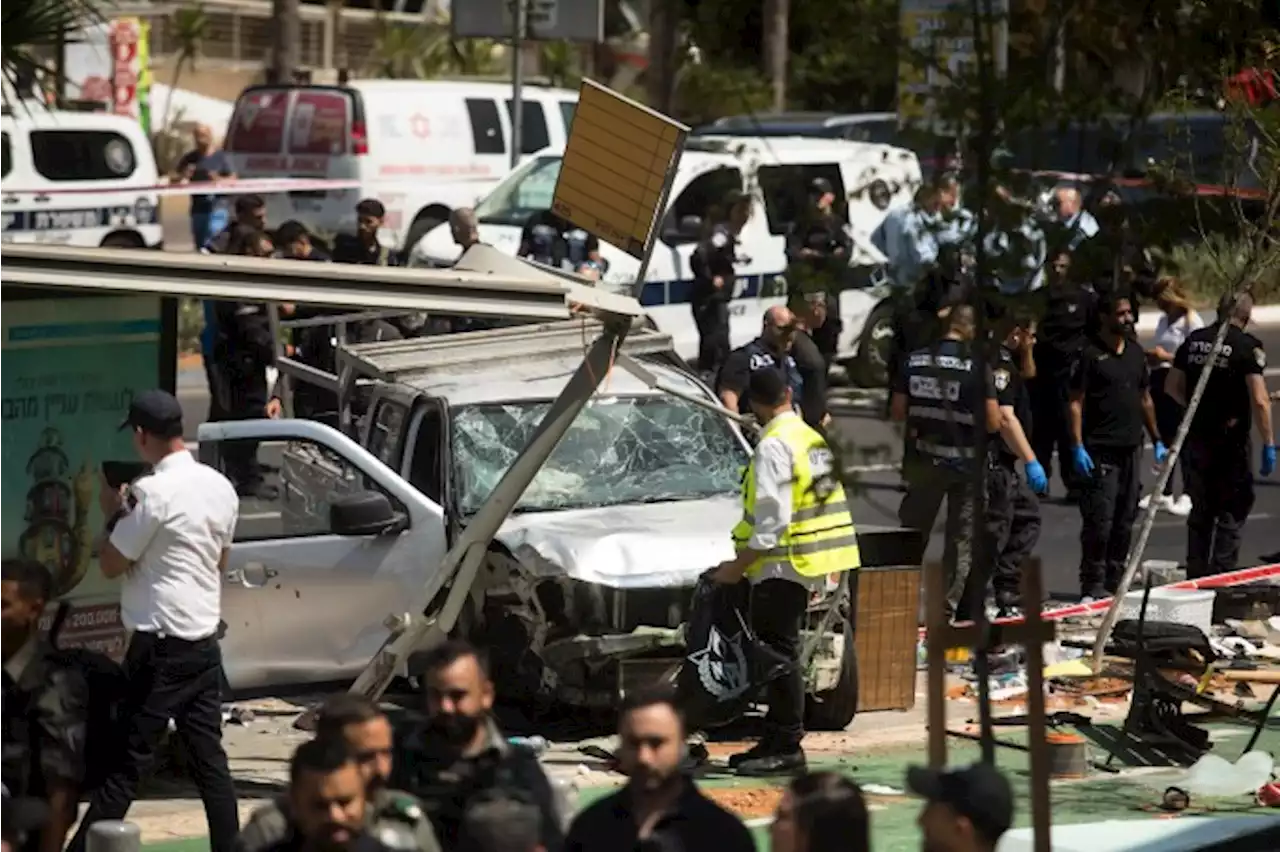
[451, 395, 748, 515]
[474, 155, 562, 227]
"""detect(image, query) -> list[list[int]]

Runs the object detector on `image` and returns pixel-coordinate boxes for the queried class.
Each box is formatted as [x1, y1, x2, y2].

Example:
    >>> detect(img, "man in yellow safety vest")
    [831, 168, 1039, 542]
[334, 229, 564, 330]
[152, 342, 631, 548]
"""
[707, 367, 861, 775]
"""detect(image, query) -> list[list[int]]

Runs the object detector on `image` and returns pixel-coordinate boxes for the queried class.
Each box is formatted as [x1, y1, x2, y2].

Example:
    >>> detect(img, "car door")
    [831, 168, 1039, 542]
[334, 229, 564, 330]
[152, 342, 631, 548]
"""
[196, 417, 447, 692]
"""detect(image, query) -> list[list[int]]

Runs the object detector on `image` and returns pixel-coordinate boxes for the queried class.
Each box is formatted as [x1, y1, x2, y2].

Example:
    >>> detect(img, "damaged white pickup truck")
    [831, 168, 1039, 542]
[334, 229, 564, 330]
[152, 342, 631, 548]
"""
[200, 319, 867, 729]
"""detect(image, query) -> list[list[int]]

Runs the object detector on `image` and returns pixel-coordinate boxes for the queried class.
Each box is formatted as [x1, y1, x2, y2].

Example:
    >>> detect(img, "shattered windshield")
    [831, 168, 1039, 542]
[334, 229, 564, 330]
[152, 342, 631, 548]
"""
[451, 395, 748, 514]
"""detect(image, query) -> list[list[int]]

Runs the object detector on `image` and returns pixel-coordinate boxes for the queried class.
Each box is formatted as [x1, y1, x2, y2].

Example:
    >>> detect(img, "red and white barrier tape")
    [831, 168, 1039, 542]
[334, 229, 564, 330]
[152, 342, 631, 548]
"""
[917, 562, 1280, 639]
[1, 178, 361, 197]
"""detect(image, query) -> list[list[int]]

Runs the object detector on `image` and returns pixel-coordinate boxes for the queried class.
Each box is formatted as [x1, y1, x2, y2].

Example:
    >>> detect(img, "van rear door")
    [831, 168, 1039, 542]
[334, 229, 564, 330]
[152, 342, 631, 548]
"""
[226, 86, 361, 228]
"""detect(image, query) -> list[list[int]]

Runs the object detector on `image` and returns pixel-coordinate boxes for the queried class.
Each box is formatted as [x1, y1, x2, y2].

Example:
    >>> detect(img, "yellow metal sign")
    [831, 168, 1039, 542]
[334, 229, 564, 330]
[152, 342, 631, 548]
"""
[897, 0, 1008, 126]
[551, 79, 688, 260]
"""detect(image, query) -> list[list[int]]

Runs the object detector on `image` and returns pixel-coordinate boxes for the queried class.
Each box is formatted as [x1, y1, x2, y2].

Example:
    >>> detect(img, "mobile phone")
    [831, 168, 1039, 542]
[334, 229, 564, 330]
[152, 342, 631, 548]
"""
[102, 461, 151, 489]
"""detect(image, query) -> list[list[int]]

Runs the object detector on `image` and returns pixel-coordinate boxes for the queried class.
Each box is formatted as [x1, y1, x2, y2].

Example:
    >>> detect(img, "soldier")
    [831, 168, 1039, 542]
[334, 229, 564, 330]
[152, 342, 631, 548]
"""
[238, 696, 439, 852]
[690, 190, 752, 380]
[1164, 292, 1275, 579]
[1, 560, 88, 852]
[891, 305, 1002, 620]
[391, 641, 562, 852]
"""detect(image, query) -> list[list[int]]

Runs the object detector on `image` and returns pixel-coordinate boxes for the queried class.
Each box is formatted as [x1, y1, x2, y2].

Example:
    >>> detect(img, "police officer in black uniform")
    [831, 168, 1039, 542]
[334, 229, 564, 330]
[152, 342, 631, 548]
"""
[1164, 292, 1275, 579]
[216, 225, 279, 498]
[786, 178, 852, 284]
[986, 313, 1048, 616]
[716, 306, 804, 419]
[891, 304, 1002, 619]
[690, 190, 752, 379]
[518, 210, 570, 269]
[1029, 251, 1097, 498]
[1068, 290, 1165, 600]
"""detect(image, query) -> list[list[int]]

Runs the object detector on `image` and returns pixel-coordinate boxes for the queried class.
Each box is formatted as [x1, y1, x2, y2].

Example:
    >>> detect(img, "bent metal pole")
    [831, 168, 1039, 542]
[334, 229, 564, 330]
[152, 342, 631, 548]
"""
[1090, 304, 1237, 671]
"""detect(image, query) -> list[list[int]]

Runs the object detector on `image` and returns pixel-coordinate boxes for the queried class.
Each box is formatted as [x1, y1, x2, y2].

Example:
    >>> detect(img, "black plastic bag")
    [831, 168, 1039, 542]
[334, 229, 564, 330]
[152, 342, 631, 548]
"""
[677, 576, 792, 729]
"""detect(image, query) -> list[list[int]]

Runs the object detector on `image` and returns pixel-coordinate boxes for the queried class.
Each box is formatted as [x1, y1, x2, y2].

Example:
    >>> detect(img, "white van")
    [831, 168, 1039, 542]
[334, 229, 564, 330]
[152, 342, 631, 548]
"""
[224, 80, 580, 252]
[410, 135, 922, 384]
[1, 107, 162, 249]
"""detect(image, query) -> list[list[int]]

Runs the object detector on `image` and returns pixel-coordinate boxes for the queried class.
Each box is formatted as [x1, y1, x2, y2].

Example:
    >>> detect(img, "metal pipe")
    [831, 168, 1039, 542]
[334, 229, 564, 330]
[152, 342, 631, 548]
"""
[509, 0, 526, 170]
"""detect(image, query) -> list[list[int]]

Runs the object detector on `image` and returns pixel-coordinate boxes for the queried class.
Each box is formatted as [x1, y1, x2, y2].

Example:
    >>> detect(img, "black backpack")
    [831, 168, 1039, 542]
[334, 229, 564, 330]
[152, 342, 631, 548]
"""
[47, 603, 130, 796]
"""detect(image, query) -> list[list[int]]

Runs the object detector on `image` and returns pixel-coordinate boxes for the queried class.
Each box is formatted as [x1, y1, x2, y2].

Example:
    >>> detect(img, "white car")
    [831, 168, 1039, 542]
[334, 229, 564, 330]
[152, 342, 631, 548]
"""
[1, 106, 162, 249]
[224, 79, 580, 252]
[410, 135, 923, 385]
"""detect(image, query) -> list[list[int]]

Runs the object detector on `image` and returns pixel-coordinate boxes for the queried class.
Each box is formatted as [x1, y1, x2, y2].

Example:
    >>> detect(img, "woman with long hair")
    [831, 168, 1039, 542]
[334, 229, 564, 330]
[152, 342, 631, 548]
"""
[1143, 275, 1204, 516]
[770, 772, 871, 852]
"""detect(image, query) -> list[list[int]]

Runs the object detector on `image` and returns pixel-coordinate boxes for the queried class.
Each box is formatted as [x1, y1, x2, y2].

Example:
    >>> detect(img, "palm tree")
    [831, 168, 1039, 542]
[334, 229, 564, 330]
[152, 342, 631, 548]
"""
[539, 41, 581, 89]
[1, 0, 99, 104]
[160, 5, 210, 134]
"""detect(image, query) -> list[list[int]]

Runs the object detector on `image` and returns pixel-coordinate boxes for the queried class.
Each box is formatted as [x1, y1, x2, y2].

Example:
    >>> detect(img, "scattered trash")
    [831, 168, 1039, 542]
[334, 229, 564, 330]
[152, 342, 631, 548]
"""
[1184, 751, 1275, 797]
[1044, 659, 1093, 679]
[1257, 782, 1280, 808]
[861, 784, 904, 796]
[226, 706, 255, 726]
[509, 735, 548, 755]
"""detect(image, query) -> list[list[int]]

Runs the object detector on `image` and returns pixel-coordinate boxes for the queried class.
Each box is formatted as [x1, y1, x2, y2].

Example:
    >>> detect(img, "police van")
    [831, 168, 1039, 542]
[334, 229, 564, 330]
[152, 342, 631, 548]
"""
[409, 135, 922, 384]
[1, 107, 162, 249]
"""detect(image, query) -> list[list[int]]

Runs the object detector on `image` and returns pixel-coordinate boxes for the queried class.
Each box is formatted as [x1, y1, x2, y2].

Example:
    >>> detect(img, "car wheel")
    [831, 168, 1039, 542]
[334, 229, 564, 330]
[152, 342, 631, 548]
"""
[849, 301, 895, 388]
[805, 618, 859, 731]
[100, 231, 144, 249]
[403, 212, 446, 257]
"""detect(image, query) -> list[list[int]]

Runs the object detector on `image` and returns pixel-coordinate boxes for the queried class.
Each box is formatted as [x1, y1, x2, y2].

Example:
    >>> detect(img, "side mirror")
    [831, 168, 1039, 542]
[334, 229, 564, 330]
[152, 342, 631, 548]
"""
[329, 491, 407, 537]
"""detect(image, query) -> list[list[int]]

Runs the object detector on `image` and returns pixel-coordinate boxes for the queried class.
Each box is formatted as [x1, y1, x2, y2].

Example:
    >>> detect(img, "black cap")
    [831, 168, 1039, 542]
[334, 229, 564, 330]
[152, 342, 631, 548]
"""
[906, 763, 1014, 843]
[2, 793, 49, 844]
[120, 389, 184, 439]
[746, 366, 790, 408]
[810, 177, 834, 196]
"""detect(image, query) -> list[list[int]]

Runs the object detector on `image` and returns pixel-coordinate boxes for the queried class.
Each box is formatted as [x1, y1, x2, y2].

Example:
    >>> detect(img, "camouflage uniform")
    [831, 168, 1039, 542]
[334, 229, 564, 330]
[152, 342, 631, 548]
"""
[235, 788, 441, 852]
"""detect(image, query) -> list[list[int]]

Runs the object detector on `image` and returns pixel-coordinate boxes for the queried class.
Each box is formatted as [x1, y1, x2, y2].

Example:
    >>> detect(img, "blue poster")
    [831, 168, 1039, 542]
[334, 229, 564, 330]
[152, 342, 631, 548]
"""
[1, 296, 162, 653]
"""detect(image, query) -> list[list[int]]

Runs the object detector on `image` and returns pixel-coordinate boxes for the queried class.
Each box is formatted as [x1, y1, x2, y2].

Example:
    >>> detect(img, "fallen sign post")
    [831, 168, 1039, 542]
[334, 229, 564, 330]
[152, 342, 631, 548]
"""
[317, 80, 689, 720]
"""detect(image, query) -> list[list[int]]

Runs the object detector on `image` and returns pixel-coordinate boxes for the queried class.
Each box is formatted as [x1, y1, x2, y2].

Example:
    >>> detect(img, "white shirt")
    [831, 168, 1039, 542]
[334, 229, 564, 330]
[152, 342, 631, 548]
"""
[1152, 310, 1205, 370]
[110, 450, 239, 640]
[747, 412, 813, 587]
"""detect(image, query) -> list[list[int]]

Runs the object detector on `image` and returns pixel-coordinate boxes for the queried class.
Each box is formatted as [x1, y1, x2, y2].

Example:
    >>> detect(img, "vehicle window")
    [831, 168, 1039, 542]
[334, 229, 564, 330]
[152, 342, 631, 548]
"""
[474, 154, 563, 226]
[224, 439, 389, 541]
[287, 89, 352, 155]
[466, 98, 505, 156]
[1, 133, 10, 179]
[407, 406, 444, 504]
[660, 167, 743, 246]
[451, 395, 748, 515]
[29, 131, 136, 181]
[366, 400, 408, 467]
[757, 163, 845, 235]
[558, 101, 576, 134]
[505, 100, 550, 154]
[840, 119, 899, 146]
[226, 88, 290, 153]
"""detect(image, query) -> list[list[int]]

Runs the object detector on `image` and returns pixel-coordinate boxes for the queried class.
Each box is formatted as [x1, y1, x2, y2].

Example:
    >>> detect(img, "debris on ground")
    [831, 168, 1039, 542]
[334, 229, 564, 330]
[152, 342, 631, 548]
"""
[703, 786, 784, 819]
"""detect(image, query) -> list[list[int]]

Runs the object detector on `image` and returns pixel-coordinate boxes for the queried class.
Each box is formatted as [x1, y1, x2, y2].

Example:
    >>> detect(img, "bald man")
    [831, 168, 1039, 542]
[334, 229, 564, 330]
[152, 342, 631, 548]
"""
[173, 123, 236, 249]
[1055, 186, 1099, 252]
[717, 306, 804, 417]
[450, 208, 481, 256]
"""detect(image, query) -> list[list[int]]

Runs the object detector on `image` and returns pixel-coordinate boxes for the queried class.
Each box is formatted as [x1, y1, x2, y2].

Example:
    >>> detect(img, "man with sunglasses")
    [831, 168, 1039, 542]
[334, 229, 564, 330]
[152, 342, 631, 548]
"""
[238, 695, 439, 852]
[717, 306, 805, 423]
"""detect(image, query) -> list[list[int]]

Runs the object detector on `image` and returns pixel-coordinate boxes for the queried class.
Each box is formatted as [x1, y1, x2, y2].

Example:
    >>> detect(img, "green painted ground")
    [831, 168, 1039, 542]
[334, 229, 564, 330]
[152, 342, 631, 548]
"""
[142, 722, 1280, 852]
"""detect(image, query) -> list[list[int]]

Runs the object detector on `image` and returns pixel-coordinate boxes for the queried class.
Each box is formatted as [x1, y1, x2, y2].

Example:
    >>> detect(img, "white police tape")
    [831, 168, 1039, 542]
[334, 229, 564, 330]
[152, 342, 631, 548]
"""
[1, 178, 361, 197]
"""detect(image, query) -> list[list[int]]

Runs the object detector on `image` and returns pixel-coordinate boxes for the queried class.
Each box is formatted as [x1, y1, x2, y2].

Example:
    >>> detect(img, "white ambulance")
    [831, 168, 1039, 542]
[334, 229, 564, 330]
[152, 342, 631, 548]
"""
[409, 135, 922, 384]
[1, 107, 162, 249]
[223, 80, 580, 252]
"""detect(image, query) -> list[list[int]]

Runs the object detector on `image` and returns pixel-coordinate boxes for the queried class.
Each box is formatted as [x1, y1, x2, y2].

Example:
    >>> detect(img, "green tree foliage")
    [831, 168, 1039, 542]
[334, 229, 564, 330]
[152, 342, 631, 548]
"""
[1, 0, 100, 102]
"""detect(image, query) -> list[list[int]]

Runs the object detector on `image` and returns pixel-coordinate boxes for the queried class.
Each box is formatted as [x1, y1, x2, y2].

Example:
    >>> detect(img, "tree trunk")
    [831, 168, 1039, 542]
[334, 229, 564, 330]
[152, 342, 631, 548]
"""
[645, 0, 678, 113]
[270, 0, 301, 83]
[763, 0, 789, 112]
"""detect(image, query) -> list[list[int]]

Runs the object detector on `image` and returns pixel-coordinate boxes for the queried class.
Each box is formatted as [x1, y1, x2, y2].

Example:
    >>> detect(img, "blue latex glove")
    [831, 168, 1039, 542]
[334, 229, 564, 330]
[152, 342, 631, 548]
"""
[1262, 445, 1276, 478]
[1072, 445, 1095, 478]
[1024, 459, 1048, 495]
[1153, 441, 1169, 465]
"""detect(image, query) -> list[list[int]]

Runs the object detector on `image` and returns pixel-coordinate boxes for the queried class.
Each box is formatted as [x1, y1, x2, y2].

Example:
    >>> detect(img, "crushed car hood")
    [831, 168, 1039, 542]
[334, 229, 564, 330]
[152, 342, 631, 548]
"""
[494, 496, 741, 589]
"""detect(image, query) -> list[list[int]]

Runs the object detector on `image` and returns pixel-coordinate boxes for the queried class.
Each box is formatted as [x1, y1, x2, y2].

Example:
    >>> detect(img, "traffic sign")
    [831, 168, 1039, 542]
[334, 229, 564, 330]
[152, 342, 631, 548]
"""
[452, 0, 604, 42]
[550, 79, 688, 261]
[897, 0, 1008, 127]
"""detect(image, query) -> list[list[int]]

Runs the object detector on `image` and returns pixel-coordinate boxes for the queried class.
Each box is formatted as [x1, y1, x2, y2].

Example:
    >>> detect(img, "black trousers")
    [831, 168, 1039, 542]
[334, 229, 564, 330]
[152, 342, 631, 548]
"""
[70, 633, 239, 852]
[1184, 434, 1255, 579]
[899, 468, 978, 619]
[692, 299, 731, 379]
[751, 579, 808, 748]
[1028, 346, 1078, 492]
[1150, 369, 1187, 496]
[204, 359, 228, 423]
[221, 360, 269, 492]
[985, 457, 1042, 602]
[1077, 445, 1141, 595]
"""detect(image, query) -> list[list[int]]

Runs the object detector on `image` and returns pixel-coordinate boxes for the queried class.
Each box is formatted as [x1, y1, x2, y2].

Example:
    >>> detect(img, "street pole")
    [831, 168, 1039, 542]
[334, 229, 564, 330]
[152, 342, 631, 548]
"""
[510, 0, 526, 169]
